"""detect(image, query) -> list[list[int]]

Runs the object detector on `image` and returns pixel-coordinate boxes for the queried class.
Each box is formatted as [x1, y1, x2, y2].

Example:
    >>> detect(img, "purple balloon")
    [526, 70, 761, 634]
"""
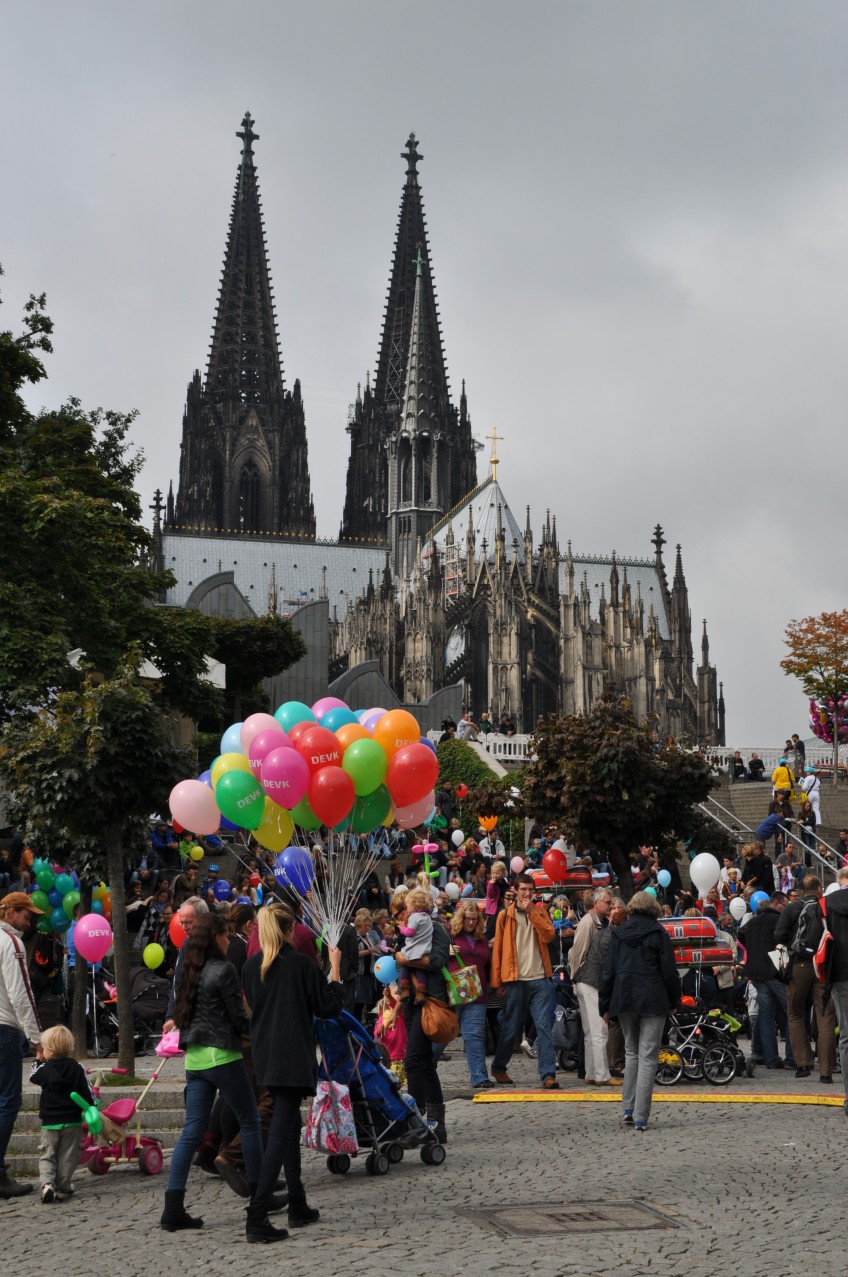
[198, 769, 213, 788]
[362, 708, 387, 733]
[419, 736, 437, 756]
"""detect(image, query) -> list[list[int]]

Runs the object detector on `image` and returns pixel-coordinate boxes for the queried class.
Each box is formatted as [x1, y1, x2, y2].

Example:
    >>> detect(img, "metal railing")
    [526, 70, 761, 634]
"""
[699, 793, 840, 885]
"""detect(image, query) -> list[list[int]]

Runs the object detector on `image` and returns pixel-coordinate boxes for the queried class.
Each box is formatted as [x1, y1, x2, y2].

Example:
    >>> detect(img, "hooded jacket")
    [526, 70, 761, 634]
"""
[740, 908, 782, 982]
[598, 914, 680, 1018]
[824, 886, 848, 983]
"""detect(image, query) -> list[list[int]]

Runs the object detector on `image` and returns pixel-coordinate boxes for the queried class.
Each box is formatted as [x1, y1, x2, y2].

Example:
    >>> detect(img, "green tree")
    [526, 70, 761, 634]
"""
[0, 659, 191, 1067]
[521, 697, 724, 897]
[781, 610, 848, 785]
[436, 738, 501, 790]
[207, 614, 307, 723]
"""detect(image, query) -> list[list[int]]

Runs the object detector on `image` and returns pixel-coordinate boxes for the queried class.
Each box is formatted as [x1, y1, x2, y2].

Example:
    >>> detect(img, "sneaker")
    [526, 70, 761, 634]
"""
[519, 1038, 537, 1058]
[633, 1122, 649, 1131]
[622, 1112, 634, 1125]
[492, 1069, 514, 1085]
[41, 1184, 55, 1204]
[542, 1077, 560, 1090]
[55, 1189, 74, 1201]
[819, 1075, 833, 1084]
[795, 1066, 812, 1079]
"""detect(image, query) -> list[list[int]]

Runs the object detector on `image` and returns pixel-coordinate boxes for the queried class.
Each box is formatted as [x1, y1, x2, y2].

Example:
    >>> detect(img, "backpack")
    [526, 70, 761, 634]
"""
[790, 900, 824, 956]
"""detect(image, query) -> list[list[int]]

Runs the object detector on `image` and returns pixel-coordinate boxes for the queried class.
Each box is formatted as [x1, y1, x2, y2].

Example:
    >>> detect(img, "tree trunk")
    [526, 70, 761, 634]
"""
[833, 729, 839, 789]
[105, 825, 136, 1074]
[609, 847, 635, 901]
[71, 884, 92, 1059]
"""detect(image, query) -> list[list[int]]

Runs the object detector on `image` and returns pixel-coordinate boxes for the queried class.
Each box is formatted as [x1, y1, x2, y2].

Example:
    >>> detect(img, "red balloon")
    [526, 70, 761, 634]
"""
[250, 872, 261, 888]
[308, 766, 355, 828]
[171, 819, 184, 834]
[455, 783, 468, 800]
[386, 742, 440, 809]
[287, 719, 315, 746]
[296, 726, 343, 775]
[169, 913, 187, 948]
[542, 849, 568, 881]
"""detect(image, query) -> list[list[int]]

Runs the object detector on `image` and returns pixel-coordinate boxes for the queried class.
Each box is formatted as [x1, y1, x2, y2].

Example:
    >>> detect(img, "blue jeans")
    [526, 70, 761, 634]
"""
[0, 1025, 26, 1172]
[492, 979, 556, 1082]
[168, 1059, 263, 1191]
[458, 1001, 489, 1086]
[753, 980, 795, 1068]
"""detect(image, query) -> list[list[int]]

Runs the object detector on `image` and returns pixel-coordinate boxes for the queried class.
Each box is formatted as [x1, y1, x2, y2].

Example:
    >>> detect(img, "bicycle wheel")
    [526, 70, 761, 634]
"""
[702, 1043, 737, 1086]
[678, 1043, 705, 1079]
[655, 1048, 684, 1086]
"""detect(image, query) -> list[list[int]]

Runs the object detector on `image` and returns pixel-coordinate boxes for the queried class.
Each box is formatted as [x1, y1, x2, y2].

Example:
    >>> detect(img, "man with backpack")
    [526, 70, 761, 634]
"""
[775, 876, 835, 1082]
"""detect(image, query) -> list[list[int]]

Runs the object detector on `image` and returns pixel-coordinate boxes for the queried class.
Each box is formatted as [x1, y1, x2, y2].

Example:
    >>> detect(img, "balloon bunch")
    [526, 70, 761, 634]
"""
[809, 693, 848, 744]
[27, 858, 114, 963]
[170, 700, 439, 849]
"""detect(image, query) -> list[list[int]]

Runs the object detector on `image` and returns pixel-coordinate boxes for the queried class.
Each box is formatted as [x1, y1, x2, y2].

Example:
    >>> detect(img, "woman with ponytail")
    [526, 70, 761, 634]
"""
[160, 913, 263, 1232]
[242, 904, 344, 1244]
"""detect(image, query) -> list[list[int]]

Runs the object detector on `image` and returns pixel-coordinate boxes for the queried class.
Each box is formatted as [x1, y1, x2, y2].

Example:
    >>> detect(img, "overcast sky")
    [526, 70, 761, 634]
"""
[3, 2, 846, 747]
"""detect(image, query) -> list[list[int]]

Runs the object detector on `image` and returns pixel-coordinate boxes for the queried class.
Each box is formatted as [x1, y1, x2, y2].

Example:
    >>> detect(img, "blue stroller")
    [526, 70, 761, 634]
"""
[313, 1011, 446, 1176]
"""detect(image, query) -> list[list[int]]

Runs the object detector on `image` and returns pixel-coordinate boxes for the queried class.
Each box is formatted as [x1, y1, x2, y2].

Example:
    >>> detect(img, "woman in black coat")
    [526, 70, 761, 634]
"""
[599, 891, 681, 1132]
[242, 903, 343, 1244]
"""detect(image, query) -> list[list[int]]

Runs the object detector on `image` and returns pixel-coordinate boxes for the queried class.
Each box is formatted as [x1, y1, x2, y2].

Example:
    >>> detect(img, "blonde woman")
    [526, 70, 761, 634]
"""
[241, 905, 343, 1245]
[449, 900, 492, 1089]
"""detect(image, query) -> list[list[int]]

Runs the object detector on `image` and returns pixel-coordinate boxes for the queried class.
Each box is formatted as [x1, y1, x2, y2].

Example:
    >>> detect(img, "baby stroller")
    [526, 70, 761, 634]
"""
[313, 1011, 446, 1176]
[552, 966, 582, 1072]
[128, 965, 170, 1055]
[656, 997, 747, 1086]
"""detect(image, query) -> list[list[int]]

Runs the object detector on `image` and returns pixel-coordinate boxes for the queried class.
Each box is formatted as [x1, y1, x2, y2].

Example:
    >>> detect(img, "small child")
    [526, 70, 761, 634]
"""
[396, 887, 434, 1004]
[31, 1025, 94, 1203]
[374, 983, 408, 1088]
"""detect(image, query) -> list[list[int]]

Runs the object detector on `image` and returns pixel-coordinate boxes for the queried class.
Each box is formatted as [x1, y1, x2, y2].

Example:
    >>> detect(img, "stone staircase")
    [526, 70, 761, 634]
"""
[710, 776, 848, 847]
[8, 1079, 184, 1177]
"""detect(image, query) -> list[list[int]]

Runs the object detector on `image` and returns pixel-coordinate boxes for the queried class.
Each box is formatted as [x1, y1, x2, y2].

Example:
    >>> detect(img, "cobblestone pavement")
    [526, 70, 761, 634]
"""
[5, 1048, 846, 1277]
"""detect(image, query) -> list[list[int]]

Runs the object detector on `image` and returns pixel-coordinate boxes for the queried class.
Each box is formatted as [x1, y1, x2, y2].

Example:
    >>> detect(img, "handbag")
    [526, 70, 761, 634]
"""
[441, 955, 483, 1007]
[302, 1079, 358, 1155]
[420, 996, 459, 1044]
[767, 944, 790, 980]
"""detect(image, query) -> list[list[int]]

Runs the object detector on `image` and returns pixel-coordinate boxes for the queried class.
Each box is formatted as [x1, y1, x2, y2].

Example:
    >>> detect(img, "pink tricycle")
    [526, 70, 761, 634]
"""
[76, 1061, 172, 1177]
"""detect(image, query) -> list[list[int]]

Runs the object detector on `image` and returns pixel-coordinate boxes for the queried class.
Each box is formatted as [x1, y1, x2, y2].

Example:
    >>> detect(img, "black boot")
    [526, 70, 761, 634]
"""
[160, 1189, 204, 1231]
[427, 1102, 447, 1144]
[246, 1198, 289, 1244]
[287, 1196, 320, 1228]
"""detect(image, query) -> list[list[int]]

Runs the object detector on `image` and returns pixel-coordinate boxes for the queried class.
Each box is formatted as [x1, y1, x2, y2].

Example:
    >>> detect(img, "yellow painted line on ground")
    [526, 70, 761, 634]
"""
[472, 1090, 845, 1107]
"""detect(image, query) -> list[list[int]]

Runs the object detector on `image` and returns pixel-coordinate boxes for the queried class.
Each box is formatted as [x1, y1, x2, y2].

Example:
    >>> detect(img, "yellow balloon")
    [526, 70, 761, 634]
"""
[92, 882, 108, 901]
[211, 752, 253, 787]
[255, 799, 294, 853]
[189, 845, 204, 861]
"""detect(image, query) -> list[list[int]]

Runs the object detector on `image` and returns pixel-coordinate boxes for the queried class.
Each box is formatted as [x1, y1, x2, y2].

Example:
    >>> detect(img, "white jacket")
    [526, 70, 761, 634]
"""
[0, 924, 41, 1044]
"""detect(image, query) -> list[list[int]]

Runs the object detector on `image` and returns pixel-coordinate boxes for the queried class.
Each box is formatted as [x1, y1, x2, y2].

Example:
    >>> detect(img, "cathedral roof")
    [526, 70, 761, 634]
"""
[566, 556, 672, 639]
[428, 476, 526, 564]
[162, 530, 386, 618]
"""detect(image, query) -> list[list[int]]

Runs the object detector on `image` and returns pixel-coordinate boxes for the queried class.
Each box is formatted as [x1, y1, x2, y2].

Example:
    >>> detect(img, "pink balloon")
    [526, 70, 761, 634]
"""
[248, 727, 292, 779]
[510, 856, 525, 874]
[311, 696, 349, 721]
[75, 914, 113, 963]
[362, 707, 387, 733]
[394, 789, 436, 830]
[169, 779, 221, 836]
[240, 712, 281, 755]
[261, 747, 310, 810]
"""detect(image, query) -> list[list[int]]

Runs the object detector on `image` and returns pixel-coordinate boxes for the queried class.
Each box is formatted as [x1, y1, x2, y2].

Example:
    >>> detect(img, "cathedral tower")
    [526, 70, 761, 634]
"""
[171, 113, 315, 538]
[340, 132, 477, 543]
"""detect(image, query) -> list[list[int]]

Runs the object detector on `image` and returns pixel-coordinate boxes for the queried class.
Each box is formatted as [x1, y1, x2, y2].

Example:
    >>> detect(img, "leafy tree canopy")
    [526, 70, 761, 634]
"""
[207, 613, 307, 723]
[781, 609, 848, 699]
[436, 738, 501, 791]
[521, 696, 724, 893]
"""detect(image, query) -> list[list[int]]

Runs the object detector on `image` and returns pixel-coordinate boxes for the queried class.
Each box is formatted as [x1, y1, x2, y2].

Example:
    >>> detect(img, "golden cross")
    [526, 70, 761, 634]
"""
[485, 425, 502, 480]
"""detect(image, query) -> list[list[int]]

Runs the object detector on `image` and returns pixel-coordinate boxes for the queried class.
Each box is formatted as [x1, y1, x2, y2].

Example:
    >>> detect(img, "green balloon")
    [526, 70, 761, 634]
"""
[215, 770, 264, 830]
[37, 916, 53, 934]
[349, 784, 392, 833]
[30, 890, 51, 914]
[62, 890, 81, 920]
[35, 867, 55, 892]
[290, 794, 322, 831]
[342, 738, 388, 797]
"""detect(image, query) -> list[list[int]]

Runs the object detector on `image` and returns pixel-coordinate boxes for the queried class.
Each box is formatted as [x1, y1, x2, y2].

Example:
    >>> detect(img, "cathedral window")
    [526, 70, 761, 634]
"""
[238, 459, 262, 531]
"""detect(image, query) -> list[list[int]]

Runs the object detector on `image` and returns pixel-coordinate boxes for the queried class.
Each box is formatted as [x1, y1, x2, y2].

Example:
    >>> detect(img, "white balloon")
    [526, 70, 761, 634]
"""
[689, 852, 721, 895]
[552, 838, 568, 852]
[445, 882, 461, 900]
[451, 829, 465, 847]
[728, 896, 747, 921]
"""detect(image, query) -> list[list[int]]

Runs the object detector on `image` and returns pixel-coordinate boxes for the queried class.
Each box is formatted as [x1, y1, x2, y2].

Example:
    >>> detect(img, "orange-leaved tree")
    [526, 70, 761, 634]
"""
[781, 610, 848, 786]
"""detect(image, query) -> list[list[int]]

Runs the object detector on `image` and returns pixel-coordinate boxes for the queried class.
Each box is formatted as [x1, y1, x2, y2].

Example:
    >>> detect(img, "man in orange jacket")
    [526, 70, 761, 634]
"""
[490, 875, 558, 1089]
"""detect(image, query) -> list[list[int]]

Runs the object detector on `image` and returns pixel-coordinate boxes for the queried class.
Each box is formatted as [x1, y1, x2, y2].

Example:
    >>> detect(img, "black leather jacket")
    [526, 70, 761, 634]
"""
[178, 957, 247, 1051]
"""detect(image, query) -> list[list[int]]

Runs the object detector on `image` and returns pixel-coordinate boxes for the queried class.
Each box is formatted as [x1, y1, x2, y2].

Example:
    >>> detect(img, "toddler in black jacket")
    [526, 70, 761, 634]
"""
[30, 1024, 94, 1203]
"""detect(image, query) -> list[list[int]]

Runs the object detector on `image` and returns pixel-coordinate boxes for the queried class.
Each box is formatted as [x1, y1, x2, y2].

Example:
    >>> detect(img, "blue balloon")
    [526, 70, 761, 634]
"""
[419, 737, 437, 756]
[749, 890, 769, 912]
[219, 815, 240, 832]
[255, 885, 263, 905]
[220, 723, 245, 755]
[48, 888, 63, 908]
[275, 846, 315, 895]
[198, 769, 213, 788]
[213, 880, 231, 901]
[320, 706, 358, 733]
[91, 899, 103, 914]
[374, 956, 398, 985]
[422, 806, 437, 827]
[50, 907, 70, 933]
[71, 870, 80, 888]
[236, 895, 252, 905]
[657, 869, 671, 889]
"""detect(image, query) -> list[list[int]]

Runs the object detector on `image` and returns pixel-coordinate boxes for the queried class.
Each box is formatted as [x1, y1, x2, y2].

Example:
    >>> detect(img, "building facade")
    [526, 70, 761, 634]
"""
[159, 115, 723, 744]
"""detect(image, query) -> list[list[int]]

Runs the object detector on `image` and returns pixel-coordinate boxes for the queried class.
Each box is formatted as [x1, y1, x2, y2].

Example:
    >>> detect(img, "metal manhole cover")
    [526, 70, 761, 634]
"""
[465, 1201, 681, 1235]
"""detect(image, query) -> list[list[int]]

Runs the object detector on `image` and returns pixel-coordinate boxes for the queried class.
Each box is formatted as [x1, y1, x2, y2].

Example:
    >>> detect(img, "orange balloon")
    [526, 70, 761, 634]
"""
[372, 709, 421, 761]
[335, 722, 371, 751]
[478, 815, 499, 832]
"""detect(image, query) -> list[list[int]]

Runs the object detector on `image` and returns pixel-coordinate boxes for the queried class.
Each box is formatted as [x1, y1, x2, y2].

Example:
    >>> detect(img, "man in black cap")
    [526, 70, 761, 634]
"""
[0, 892, 45, 1197]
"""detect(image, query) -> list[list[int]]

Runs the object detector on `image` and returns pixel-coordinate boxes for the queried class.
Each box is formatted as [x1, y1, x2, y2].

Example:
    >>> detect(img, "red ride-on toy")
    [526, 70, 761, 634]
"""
[75, 1062, 171, 1176]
